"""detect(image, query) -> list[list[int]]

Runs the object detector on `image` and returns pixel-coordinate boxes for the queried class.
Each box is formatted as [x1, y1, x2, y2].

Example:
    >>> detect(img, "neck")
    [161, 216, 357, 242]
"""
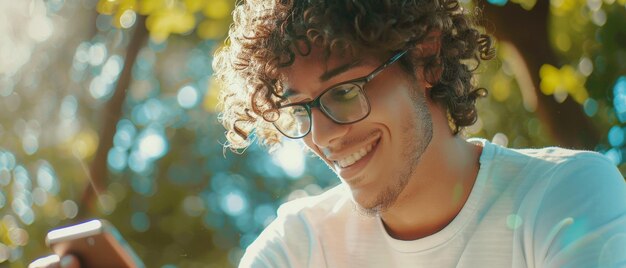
[380, 122, 483, 240]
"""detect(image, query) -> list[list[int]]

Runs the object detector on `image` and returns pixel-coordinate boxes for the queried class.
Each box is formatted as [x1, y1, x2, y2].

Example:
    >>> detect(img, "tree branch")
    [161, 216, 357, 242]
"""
[79, 15, 148, 218]
[482, 1, 599, 149]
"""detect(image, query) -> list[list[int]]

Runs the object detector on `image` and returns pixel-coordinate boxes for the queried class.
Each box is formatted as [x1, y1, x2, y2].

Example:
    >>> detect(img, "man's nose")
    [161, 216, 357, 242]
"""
[309, 109, 349, 148]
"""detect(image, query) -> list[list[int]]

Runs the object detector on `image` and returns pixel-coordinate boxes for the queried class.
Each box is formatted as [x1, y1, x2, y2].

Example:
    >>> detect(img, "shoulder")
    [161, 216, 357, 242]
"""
[514, 146, 611, 166]
[518, 147, 624, 186]
[471, 140, 626, 266]
[500, 146, 625, 197]
[479, 140, 625, 214]
[509, 147, 625, 210]
[489, 140, 620, 177]
[277, 183, 352, 216]
[518, 149, 626, 266]
[471, 138, 600, 173]
[534, 149, 626, 214]
[262, 183, 352, 236]
[239, 184, 352, 267]
[269, 184, 354, 241]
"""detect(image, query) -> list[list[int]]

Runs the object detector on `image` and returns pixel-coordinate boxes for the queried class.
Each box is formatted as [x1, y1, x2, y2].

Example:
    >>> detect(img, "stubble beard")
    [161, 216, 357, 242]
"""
[354, 92, 434, 217]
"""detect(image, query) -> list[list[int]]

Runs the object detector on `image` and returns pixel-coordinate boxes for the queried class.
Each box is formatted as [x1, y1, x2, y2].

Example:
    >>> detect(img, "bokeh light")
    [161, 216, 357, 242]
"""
[0, 190, 6, 209]
[131, 212, 150, 232]
[578, 57, 594, 76]
[608, 126, 625, 147]
[487, 0, 508, 6]
[102, 55, 124, 82]
[108, 146, 128, 172]
[130, 175, 155, 196]
[114, 119, 137, 149]
[0, 151, 16, 171]
[0, 243, 9, 262]
[12, 198, 35, 225]
[8, 227, 29, 246]
[220, 190, 248, 217]
[62, 200, 78, 219]
[583, 98, 599, 116]
[252, 204, 276, 228]
[128, 151, 150, 174]
[177, 85, 199, 109]
[36, 162, 59, 195]
[89, 75, 115, 100]
[97, 193, 118, 215]
[604, 148, 623, 165]
[182, 195, 204, 217]
[613, 76, 626, 123]
[31, 188, 47, 207]
[27, 14, 54, 42]
[272, 140, 306, 178]
[137, 126, 168, 160]
[0, 170, 9, 186]
[60, 95, 79, 119]
[119, 9, 137, 29]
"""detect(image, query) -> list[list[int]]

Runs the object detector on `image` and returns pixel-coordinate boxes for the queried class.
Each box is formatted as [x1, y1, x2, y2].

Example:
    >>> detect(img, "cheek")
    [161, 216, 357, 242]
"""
[303, 137, 324, 158]
[303, 137, 315, 151]
[367, 85, 415, 122]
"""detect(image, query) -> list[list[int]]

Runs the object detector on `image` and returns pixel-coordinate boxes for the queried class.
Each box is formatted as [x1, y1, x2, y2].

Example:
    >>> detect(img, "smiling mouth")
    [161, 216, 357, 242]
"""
[335, 138, 380, 168]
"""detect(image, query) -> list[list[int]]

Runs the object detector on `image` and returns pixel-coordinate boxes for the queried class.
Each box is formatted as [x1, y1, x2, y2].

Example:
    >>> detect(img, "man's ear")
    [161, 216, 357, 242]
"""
[414, 31, 443, 89]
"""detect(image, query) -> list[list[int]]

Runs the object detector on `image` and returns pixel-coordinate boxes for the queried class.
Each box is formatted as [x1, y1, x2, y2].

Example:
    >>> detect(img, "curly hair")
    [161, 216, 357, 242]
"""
[213, 0, 495, 151]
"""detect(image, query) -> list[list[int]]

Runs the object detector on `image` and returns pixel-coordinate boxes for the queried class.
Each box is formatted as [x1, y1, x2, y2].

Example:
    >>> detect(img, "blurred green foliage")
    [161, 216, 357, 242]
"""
[0, 0, 624, 267]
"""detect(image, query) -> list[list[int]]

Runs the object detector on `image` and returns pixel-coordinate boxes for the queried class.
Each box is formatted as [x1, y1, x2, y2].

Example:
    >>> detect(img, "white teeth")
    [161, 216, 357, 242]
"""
[337, 142, 377, 168]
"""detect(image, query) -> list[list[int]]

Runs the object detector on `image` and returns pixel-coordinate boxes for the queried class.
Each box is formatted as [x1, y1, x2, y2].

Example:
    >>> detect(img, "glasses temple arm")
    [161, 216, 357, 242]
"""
[364, 50, 409, 82]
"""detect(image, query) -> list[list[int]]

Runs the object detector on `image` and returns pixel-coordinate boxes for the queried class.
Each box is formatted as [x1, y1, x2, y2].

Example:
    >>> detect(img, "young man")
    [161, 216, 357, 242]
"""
[29, 0, 626, 267]
[212, 0, 626, 267]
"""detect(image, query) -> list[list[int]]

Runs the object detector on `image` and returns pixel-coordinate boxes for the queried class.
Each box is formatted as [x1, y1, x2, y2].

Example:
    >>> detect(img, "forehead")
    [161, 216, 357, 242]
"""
[283, 46, 358, 75]
[279, 47, 381, 97]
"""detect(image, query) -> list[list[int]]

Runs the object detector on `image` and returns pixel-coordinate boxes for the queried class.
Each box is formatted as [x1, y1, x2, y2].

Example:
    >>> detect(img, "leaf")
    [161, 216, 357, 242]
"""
[184, 0, 205, 13]
[97, 0, 119, 15]
[197, 19, 229, 40]
[137, 0, 167, 15]
[202, 0, 231, 19]
[146, 7, 196, 41]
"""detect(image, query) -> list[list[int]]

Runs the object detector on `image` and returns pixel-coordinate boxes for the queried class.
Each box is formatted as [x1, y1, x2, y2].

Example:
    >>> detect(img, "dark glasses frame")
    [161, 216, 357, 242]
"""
[275, 49, 409, 139]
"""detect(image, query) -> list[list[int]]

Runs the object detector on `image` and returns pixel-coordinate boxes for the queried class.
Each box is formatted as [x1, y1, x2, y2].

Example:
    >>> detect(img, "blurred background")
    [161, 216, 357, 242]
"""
[0, 0, 624, 267]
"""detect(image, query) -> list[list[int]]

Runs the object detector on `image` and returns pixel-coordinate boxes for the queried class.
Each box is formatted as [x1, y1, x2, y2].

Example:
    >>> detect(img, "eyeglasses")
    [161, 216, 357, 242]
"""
[273, 49, 408, 139]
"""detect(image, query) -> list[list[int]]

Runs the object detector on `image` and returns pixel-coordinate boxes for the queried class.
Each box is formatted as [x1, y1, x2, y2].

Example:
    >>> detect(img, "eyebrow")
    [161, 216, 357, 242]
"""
[320, 60, 363, 81]
[283, 60, 364, 98]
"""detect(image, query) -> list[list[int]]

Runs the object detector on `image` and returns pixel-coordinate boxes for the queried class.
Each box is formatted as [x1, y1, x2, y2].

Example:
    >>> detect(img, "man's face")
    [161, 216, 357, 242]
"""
[280, 48, 434, 215]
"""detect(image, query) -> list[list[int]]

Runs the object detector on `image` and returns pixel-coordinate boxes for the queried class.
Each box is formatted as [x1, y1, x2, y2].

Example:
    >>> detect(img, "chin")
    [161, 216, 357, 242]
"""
[347, 189, 384, 217]
[352, 199, 383, 217]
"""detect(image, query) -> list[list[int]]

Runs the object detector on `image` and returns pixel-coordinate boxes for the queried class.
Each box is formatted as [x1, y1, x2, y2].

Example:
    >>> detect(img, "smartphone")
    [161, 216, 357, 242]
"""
[45, 219, 145, 268]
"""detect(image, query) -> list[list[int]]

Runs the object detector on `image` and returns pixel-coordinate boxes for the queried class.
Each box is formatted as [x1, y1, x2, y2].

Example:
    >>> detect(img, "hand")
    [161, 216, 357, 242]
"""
[28, 255, 80, 268]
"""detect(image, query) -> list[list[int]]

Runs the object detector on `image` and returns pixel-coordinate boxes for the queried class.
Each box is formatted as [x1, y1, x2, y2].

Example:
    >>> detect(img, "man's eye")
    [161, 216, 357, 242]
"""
[330, 86, 359, 101]
[292, 106, 308, 116]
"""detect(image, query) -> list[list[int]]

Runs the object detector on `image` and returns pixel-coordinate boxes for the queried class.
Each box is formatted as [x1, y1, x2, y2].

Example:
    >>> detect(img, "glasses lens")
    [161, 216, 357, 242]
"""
[273, 105, 311, 138]
[320, 83, 370, 123]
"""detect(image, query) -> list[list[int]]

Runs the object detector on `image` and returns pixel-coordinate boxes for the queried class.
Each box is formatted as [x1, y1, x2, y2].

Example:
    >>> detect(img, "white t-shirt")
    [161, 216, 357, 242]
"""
[240, 139, 626, 267]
